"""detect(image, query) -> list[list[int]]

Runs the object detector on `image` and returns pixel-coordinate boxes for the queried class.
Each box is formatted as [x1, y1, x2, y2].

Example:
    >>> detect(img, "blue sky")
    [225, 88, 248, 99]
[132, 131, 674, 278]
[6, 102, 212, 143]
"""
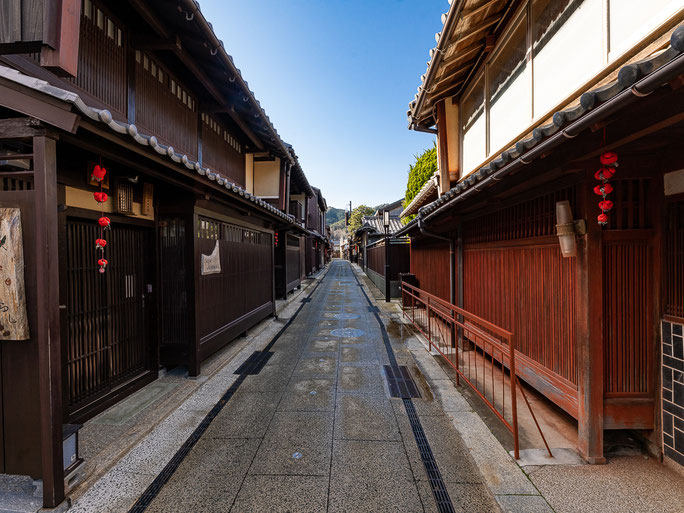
[199, 0, 444, 210]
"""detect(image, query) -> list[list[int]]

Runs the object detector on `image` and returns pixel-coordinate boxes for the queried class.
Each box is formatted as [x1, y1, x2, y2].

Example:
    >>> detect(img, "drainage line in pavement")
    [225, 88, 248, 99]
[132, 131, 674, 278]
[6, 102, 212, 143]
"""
[350, 263, 456, 513]
[127, 271, 328, 513]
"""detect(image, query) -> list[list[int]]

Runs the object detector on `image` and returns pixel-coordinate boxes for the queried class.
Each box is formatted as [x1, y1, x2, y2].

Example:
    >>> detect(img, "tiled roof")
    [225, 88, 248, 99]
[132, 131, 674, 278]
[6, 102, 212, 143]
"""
[0, 65, 296, 222]
[400, 172, 438, 218]
[358, 216, 404, 235]
[397, 26, 684, 236]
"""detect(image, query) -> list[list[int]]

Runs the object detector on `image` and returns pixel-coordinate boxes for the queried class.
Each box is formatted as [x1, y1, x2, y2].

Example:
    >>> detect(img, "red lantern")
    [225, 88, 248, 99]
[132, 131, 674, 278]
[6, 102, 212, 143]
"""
[98, 258, 108, 273]
[94, 192, 108, 203]
[92, 165, 107, 182]
[600, 152, 618, 166]
[598, 199, 614, 211]
[96, 238, 107, 251]
[594, 167, 615, 181]
[98, 216, 111, 228]
[593, 183, 614, 196]
[598, 213, 608, 225]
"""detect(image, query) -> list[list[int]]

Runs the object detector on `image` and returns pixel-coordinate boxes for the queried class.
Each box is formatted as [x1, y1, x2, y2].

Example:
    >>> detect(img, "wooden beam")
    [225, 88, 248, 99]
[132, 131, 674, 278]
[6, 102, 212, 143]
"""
[0, 117, 45, 138]
[453, 14, 500, 43]
[0, 81, 79, 133]
[441, 41, 484, 69]
[461, 0, 501, 19]
[431, 58, 478, 93]
[127, 0, 171, 39]
[133, 34, 182, 52]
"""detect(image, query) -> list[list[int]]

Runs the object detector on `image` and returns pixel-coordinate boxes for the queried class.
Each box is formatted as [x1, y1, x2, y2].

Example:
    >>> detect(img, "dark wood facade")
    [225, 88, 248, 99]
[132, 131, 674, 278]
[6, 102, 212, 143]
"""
[404, 84, 684, 463]
[0, 0, 321, 507]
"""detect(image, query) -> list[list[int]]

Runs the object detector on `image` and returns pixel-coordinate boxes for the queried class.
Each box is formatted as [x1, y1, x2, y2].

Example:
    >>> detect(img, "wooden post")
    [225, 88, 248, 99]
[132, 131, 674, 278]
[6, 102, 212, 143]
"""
[33, 135, 65, 507]
[436, 100, 451, 195]
[576, 170, 606, 464]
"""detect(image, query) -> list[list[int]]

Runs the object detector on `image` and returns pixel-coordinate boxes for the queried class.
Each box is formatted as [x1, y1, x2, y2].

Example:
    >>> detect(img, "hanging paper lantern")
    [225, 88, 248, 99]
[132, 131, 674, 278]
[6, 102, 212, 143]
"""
[594, 167, 615, 181]
[593, 183, 614, 196]
[98, 216, 111, 228]
[600, 152, 618, 166]
[93, 191, 108, 203]
[598, 199, 614, 211]
[92, 165, 107, 182]
[96, 238, 107, 251]
[594, 151, 618, 226]
[98, 258, 108, 273]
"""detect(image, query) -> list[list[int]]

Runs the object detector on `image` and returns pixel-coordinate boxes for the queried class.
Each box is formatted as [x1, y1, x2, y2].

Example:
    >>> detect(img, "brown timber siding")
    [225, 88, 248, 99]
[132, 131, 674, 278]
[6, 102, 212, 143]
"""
[196, 216, 273, 360]
[368, 242, 410, 281]
[462, 187, 579, 394]
[66, 3, 126, 117]
[135, 52, 197, 160]
[201, 113, 245, 187]
[410, 239, 451, 301]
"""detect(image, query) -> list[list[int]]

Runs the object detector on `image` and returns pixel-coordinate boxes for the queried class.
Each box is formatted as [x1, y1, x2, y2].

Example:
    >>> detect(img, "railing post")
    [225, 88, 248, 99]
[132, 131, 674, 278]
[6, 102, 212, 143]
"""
[427, 297, 431, 351]
[509, 334, 519, 460]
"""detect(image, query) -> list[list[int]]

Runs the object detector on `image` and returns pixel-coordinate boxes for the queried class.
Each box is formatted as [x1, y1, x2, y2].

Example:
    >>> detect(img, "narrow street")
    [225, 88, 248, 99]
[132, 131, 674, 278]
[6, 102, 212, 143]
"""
[122, 260, 495, 513]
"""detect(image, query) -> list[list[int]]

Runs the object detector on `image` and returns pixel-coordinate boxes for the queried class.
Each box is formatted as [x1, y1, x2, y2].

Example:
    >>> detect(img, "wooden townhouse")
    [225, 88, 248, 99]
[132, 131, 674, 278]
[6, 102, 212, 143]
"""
[0, 0, 322, 507]
[353, 199, 410, 298]
[304, 186, 327, 276]
[398, 0, 684, 467]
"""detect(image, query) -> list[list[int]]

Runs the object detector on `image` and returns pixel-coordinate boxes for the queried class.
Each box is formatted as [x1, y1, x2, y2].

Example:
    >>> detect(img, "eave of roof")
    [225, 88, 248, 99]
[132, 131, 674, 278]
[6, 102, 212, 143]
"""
[408, 0, 512, 128]
[399, 26, 684, 233]
[0, 64, 297, 223]
[400, 172, 439, 218]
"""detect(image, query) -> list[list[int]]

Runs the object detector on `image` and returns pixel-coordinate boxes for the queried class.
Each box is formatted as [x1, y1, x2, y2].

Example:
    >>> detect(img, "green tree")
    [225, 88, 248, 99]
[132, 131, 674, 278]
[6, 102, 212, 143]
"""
[402, 145, 437, 224]
[348, 205, 375, 234]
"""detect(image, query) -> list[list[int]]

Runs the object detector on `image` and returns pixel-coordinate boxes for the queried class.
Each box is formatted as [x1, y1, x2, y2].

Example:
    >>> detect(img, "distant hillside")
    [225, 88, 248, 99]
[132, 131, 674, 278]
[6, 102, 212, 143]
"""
[326, 207, 346, 226]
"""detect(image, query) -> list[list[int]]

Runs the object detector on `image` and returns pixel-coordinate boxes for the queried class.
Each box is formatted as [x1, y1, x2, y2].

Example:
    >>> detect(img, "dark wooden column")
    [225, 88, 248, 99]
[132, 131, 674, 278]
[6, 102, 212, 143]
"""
[576, 169, 606, 464]
[33, 135, 66, 506]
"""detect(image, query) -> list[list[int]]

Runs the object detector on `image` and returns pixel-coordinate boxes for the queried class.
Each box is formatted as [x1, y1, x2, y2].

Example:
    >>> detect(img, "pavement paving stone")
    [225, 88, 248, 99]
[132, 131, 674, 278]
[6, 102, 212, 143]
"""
[204, 390, 282, 439]
[230, 475, 329, 513]
[144, 438, 260, 513]
[328, 440, 424, 513]
[334, 393, 401, 441]
[293, 354, 338, 378]
[249, 411, 334, 476]
[239, 364, 296, 392]
[278, 377, 336, 412]
[337, 364, 385, 395]
[304, 339, 339, 354]
[339, 344, 378, 364]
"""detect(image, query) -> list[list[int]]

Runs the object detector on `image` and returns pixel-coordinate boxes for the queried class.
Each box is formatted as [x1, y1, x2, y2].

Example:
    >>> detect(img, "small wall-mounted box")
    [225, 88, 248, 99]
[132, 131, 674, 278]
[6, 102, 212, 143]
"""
[63, 424, 84, 492]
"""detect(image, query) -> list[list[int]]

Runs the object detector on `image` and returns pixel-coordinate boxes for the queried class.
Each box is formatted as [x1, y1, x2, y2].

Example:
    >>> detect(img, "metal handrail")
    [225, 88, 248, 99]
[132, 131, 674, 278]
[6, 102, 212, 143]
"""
[401, 281, 553, 460]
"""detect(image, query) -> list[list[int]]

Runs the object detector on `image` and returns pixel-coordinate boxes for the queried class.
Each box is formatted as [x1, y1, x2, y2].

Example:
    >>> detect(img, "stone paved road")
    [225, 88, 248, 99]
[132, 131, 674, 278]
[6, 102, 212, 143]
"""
[144, 260, 497, 513]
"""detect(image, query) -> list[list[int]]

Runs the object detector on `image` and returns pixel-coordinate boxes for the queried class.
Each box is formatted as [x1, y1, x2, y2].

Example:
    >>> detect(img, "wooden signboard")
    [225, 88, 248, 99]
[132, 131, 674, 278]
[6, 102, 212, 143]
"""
[0, 208, 29, 340]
